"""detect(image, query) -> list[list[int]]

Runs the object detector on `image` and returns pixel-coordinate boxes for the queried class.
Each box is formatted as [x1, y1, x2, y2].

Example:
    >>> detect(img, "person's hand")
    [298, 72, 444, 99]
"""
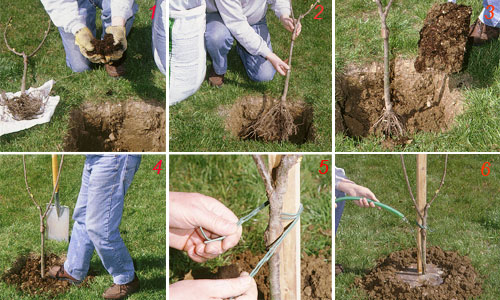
[280, 15, 302, 39]
[74, 27, 105, 63]
[170, 192, 242, 262]
[170, 272, 257, 300]
[105, 25, 127, 61]
[336, 179, 380, 209]
[266, 52, 290, 76]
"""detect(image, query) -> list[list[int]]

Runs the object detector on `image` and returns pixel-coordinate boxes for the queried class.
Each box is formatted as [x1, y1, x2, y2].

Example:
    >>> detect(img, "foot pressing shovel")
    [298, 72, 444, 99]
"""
[46, 154, 69, 242]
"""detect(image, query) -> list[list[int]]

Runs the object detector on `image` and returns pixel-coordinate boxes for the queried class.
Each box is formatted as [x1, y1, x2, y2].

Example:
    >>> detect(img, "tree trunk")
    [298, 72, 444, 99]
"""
[40, 219, 45, 278]
[21, 54, 27, 95]
[381, 19, 392, 113]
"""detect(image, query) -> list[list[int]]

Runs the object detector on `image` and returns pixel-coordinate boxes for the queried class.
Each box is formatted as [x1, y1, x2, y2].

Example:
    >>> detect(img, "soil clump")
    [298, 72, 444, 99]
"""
[64, 100, 165, 152]
[223, 96, 315, 144]
[2, 94, 44, 121]
[414, 3, 472, 74]
[184, 251, 331, 300]
[336, 58, 468, 138]
[354, 246, 482, 300]
[87, 34, 122, 57]
[2, 253, 93, 297]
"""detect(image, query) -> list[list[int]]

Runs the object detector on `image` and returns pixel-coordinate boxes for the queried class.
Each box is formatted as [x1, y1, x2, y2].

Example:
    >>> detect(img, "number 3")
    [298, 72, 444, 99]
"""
[485, 5, 495, 20]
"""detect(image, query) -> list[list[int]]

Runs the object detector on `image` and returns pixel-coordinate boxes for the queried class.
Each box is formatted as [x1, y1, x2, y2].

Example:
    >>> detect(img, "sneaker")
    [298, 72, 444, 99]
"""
[208, 69, 225, 87]
[469, 18, 500, 46]
[102, 273, 140, 299]
[47, 265, 81, 284]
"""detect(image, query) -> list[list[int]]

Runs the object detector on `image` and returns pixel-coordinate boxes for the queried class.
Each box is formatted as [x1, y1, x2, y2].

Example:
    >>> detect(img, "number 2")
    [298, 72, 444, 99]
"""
[486, 5, 495, 20]
[319, 160, 329, 174]
[314, 5, 324, 20]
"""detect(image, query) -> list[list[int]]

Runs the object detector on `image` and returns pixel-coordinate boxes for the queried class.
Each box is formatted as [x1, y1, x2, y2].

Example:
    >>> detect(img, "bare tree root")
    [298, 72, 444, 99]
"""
[4, 94, 45, 121]
[372, 108, 405, 137]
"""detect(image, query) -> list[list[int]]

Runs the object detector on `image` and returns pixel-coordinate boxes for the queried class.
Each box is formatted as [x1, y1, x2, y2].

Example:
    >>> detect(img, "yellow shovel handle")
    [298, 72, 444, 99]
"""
[52, 155, 59, 192]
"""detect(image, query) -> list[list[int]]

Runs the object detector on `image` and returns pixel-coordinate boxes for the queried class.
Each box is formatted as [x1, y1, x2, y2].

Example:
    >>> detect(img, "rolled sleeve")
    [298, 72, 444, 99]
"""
[335, 167, 347, 189]
[110, 0, 135, 21]
[269, 0, 291, 19]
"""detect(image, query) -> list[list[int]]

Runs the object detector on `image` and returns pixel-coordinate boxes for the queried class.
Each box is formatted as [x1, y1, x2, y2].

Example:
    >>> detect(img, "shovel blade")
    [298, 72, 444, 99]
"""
[46, 204, 69, 242]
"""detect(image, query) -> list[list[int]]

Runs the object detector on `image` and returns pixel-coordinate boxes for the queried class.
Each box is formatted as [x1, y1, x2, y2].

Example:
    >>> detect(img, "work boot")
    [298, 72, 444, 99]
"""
[102, 273, 140, 299]
[105, 54, 127, 78]
[47, 265, 81, 284]
[335, 264, 344, 276]
[208, 69, 225, 87]
[469, 18, 500, 46]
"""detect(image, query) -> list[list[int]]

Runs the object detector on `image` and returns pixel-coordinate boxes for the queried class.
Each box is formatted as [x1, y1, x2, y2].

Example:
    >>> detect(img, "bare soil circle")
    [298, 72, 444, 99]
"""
[1, 253, 93, 297]
[336, 58, 469, 138]
[354, 246, 482, 300]
[63, 100, 166, 152]
[222, 96, 315, 144]
[414, 3, 472, 74]
[183, 251, 331, 300]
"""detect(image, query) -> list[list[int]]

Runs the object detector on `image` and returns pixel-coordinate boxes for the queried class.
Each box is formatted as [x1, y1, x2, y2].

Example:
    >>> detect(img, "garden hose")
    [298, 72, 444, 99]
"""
[335, 196, 406, 219]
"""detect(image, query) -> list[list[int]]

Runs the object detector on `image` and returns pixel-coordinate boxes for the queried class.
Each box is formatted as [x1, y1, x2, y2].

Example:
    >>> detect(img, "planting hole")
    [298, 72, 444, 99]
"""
[222, 96, 315, 144]
[336, 58, 470, 138]
[64, 100, 166, 152]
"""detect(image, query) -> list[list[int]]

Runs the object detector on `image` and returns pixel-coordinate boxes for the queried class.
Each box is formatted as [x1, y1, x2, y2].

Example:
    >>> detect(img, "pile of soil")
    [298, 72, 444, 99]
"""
[2, 253, 92, 297]
[414, 3, 472, 74]
[184, 251, 331, 300]
[222, 96, 315, 144]
[3, 94, 44, 121]
[86, 34, 123, 57]
[354, 246, 482, 300]
[63, 100, 166, 152]
[336, 58, 469, 138]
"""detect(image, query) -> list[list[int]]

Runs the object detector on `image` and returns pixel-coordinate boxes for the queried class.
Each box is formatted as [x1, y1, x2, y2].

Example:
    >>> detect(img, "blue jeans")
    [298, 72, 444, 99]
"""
[152, 0, 166, 75]
[480, 0, 500, 27]
[205, 12, 276, 82]
[57, 0, 138, 72]
[335, 189, 346, 236]
[64, 155, 141, 284]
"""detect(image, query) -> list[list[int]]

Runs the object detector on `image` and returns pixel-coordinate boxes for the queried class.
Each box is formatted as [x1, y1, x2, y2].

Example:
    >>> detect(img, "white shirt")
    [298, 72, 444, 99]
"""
[206, 0, 290, 57]
[40, 0, 135, 35]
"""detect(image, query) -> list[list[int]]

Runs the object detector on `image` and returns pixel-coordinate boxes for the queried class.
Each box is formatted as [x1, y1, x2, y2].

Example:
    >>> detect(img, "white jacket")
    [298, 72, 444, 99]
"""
[206, 0, 290, 58]
[40, 0, 135, 35]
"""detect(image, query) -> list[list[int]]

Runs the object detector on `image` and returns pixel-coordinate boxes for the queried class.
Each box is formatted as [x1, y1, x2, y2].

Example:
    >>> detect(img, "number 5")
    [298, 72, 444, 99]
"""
[319, 160, 329, 174]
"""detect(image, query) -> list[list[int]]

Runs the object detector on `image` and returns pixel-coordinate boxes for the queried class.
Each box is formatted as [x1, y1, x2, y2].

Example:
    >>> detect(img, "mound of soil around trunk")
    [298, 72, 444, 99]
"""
[2, 253, 93, 297]
[184, 251, 331, 300]
[336, 58, 468, 138]
[87, 34, 123, 57]
[354, 246, 482, 300]
[64, 100, 166, 152]
[415, 3, 472, 74]
[222, 96, 315, 144]
[3, 94, 44, 121]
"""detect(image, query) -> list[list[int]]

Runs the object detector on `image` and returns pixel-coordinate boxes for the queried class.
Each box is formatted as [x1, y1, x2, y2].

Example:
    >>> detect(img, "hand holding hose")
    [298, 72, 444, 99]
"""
[336, 179, 380, 209]
[169, 192, 242, 262]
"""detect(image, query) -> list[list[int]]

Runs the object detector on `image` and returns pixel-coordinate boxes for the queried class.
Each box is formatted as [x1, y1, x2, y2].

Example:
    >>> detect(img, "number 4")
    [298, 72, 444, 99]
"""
[319, 159, 329, 174]
[153, 160, 163, 175]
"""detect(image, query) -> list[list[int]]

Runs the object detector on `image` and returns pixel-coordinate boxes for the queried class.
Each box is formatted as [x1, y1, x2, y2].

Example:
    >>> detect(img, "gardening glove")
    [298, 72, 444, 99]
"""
[169, 273, 258, 300]
[75, 27, 105, 64]
[105, 25, 127, 62]
[169, 192, 242, 263]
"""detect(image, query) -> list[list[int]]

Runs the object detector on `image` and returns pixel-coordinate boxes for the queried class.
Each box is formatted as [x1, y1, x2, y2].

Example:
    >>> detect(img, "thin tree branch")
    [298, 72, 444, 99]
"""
[3, 17, 23, 56]
[252, 155, 274, 197]
[428, 154, 448, 208]
[28, 20, 51, 58]
[400, 154, 424, 220]
[23, 155, 42, 213]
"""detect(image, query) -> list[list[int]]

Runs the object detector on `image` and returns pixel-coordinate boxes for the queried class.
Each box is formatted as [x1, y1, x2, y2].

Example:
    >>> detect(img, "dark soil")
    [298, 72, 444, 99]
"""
[222, 96, 315, 144]
[3, 94, 44, 121]
[63, 100, 166, 152]
[336, 58, 470, 139]
[1, 253, 93, 297]
[414, 3, 472, 74]
[87, 34, 123, 57]
[184, 251, 331, 300]
[354, 246, 482, 300]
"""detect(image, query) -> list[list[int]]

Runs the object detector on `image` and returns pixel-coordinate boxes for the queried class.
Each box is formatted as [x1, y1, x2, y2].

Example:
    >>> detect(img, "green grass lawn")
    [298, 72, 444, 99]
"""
[169, 1, 332, 152]
[0, 0, 165, 152]
[0, 155, 166, 299]
[169, 155, 331, 283]
[336, 0, 500, 151]
[336, 154, 500, 299]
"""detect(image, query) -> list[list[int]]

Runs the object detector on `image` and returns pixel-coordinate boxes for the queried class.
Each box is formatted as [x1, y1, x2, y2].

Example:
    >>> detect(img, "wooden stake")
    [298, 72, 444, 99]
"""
[268, 155, 301, 300]
[416, 154, 427, 274]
